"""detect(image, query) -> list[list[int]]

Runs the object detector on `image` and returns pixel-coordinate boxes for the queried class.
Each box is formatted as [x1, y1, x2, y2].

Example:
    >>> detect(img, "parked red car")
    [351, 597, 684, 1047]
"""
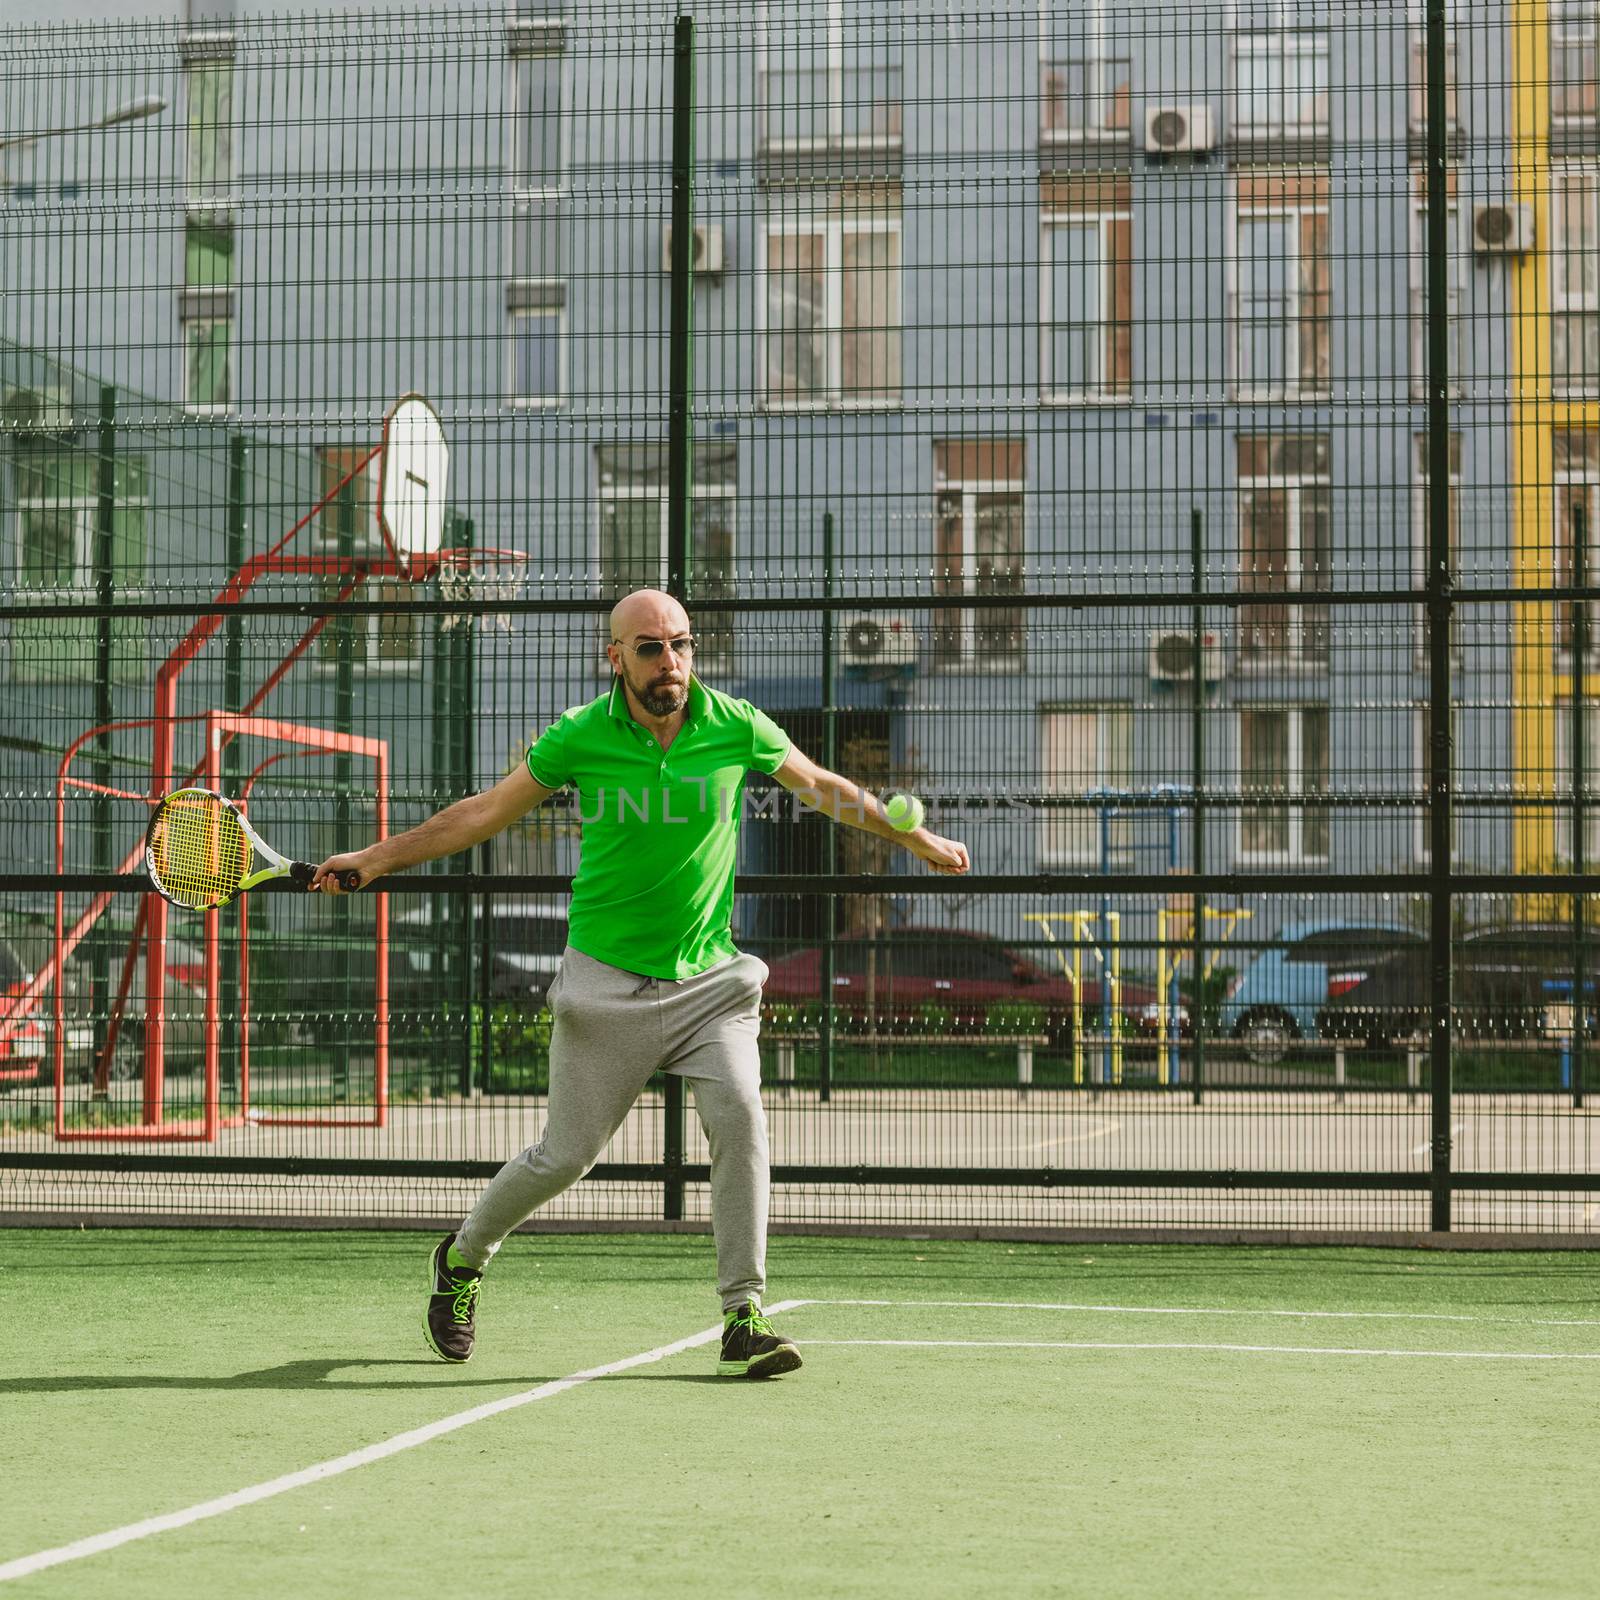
[758, 926, 1171, 1047]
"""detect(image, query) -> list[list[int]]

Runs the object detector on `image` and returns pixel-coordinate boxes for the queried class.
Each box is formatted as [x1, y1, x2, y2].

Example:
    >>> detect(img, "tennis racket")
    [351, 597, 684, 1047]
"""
[144, 786, 361, 911]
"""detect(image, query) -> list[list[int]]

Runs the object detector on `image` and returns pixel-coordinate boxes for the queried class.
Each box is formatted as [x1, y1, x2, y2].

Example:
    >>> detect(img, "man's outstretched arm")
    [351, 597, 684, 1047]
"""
[769, 746, 971, 876]
[310, 764, 560, 893]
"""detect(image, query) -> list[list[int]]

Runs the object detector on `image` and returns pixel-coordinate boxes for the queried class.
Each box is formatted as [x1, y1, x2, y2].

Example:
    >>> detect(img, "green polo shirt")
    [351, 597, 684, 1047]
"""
[525, 672, 793, 978]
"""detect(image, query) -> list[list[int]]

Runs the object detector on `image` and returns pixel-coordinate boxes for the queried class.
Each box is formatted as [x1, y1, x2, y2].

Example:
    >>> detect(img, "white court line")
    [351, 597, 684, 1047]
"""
[0, 1298, 810, 1587]
[808, 1298, 1600, 1328]
[1023, 1118, 1121, 1153]
[802, 1338, 1600, 1362]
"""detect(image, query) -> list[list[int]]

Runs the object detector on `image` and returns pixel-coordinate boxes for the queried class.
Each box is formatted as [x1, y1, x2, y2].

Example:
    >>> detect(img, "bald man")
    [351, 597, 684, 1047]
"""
[312, 588, 971, 1377]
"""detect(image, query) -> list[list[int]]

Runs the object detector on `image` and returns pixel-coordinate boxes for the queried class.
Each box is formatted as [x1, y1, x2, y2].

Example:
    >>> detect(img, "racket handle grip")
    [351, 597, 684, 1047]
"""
[289, 863, 363, 892]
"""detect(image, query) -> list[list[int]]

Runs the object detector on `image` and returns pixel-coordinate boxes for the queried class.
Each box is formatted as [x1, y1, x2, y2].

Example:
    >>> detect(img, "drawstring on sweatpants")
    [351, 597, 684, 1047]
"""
[632, 974, 655, 995]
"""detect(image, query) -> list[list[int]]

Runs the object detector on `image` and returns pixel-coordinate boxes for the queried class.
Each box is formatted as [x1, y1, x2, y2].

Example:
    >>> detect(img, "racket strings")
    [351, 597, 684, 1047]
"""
[149, 792, 252, 909]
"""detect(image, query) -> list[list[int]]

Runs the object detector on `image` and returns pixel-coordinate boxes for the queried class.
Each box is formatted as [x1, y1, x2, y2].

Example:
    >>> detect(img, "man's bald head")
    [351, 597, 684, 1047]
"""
[609, 588, 691, 646]
[606, 588, 695, 721]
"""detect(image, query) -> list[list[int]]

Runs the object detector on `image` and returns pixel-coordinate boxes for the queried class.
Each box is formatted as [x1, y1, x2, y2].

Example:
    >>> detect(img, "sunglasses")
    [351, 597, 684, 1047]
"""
[616, 636, 697, 661]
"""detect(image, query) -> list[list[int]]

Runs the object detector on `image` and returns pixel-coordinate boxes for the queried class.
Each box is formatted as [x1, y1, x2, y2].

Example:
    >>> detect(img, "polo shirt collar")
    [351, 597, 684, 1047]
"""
[608, 671, 705, 727]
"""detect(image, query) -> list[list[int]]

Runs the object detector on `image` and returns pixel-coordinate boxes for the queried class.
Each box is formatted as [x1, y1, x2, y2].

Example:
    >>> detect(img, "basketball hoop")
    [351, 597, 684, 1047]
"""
[436, 547, 530, 634]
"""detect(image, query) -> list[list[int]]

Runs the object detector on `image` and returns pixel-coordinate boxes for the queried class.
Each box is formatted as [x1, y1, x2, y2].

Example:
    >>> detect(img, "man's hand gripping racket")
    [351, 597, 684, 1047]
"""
[145, 787, 362, 911]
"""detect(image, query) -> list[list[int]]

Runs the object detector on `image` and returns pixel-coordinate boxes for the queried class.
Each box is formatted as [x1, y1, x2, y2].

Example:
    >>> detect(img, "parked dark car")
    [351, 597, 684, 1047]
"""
[1318, 924, 1600, 1046]
[390, 900, 570, 1007]
[759, 926, 1170, 1047]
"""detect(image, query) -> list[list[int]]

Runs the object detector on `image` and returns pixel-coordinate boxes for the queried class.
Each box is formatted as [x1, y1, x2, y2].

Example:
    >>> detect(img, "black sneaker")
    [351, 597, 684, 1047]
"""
[717, 1300, 802, 1378]
[424, 1235, 482, 1363]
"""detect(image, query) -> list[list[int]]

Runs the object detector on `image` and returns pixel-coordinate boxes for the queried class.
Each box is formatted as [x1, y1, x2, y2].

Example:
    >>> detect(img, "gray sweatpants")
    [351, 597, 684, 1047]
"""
[453, 944, 772, 1310]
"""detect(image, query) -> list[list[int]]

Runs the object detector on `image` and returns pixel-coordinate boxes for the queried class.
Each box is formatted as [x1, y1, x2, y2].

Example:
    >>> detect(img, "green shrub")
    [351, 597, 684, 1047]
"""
[984, 1000, 1049, 1036]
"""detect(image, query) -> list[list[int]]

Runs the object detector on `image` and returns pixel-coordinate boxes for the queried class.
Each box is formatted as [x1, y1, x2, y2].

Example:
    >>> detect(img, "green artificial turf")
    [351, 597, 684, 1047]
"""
[1, 1232, 1595, 1599]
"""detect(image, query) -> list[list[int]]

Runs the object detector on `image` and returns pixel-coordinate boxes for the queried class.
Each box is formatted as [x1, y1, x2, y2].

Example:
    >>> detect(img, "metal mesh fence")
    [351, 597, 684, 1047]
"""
[1, 0, 1596, 1236]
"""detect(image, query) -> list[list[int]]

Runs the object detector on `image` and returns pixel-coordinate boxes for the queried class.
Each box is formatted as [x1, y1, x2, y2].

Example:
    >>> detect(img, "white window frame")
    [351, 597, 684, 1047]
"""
[1406, 1, 1459, 135]
[509, 39, 566, 203]
[1409, 182, 1461, 400]
[758, 0, 902, 154]
[761, 211, 902, 411]
[1554, 698, 1600, 863]
[1237, 704, 1330, 866]
[1231, 28, 1330, 139]
[1552, 165, 1600, 400]
[1553, 439, 1598, 664]
[1229, 182, 1330, 401]
[182, 316, 235, 417]
[1039, 704, 1133, 868]
[932, 474, 1026, 674]
[1039, 0, 1127, 145]
[507, 298, 567, 409]
[182, 36, 238, 213]
[1552, 1, 1599, 131]
[311, 577, 426, 677]
[594, 474, 737, 676]
[1040, 203, 1132, 404]
[1237, 456, 1331, 669]
[15, 499, 96, 596]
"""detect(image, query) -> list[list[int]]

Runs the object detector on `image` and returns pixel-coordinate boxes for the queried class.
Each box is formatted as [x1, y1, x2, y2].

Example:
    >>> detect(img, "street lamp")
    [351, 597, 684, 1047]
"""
[0, 94, 167, 180]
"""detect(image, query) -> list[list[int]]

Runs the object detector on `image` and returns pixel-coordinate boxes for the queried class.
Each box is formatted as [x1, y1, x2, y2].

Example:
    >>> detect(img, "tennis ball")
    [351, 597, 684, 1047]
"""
[885, 793, 925, 833]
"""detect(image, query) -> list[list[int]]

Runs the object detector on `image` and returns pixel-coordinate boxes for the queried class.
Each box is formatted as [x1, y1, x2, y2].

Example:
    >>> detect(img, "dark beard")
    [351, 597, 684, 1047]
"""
[638, 679, 685, 717]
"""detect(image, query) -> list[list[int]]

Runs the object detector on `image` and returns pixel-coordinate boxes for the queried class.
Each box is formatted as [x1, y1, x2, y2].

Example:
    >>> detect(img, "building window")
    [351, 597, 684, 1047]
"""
[506, 283, 565, 407]
[180, 217, 235, 414]
[1041, 175, 1132, 401]
[315, 580, 421, 674]
[1232, 27, 1329, 139]
[1554, 429, 1600, 658]
[595, 443, 736, 673]
[10, 447, 147, 682]
[1553, 168, 1600, 398]
[1554, 699, 1600, 863]
[1407, 3, 1459, 134]
[511, 29, 563, 197]
[1413, 431, 1461, 659]
[759, 0, 902, 153]
[1040, 705, 1133, 867]
[765, 184, 901, 407]
[1233, 169, 1330, 399]
[1410, 169, 1461, 398]
[1237, 435, 1330, 668]
[1041, 2, 1130, 143]
[1239, 705, 1329, 864]
[932, 440, 1025, 672]
[1553, 2, 1598, 131]
[182, 38, 235, 202]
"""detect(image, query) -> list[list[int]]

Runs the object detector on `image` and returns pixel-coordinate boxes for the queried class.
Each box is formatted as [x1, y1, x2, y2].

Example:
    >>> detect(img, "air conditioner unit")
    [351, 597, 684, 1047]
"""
[843, 613, 918, 670]
[1, 384, 73, 436]
[1149, 629, 1224, 685]
[1144, 105, 1215, 156]
[661, 223, 724, 276]
[1472, 203, 1533, 256]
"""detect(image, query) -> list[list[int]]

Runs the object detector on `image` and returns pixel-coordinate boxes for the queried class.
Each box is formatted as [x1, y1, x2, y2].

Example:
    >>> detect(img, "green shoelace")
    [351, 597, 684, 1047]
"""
[725, 1303, 775, 1338]
[445, 1272, 481, 1326]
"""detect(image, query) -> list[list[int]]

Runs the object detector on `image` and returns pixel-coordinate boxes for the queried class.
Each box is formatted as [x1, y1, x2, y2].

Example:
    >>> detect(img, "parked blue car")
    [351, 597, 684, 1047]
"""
[1218, 920, 1427, 1063]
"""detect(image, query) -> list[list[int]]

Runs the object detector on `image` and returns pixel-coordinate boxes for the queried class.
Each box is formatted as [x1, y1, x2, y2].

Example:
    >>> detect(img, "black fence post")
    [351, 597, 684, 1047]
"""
[220, 433, 247, 1090]
[1424, 0, 1455, 1232]
[1190, 509, 1206, 1108]
[820, 510, 835, 1104]
[661, 9, 696, 1223]
[1572, 503, 1588, 1111]
[452, 518, 477, 1098]
[90, 386, 116, 1075]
